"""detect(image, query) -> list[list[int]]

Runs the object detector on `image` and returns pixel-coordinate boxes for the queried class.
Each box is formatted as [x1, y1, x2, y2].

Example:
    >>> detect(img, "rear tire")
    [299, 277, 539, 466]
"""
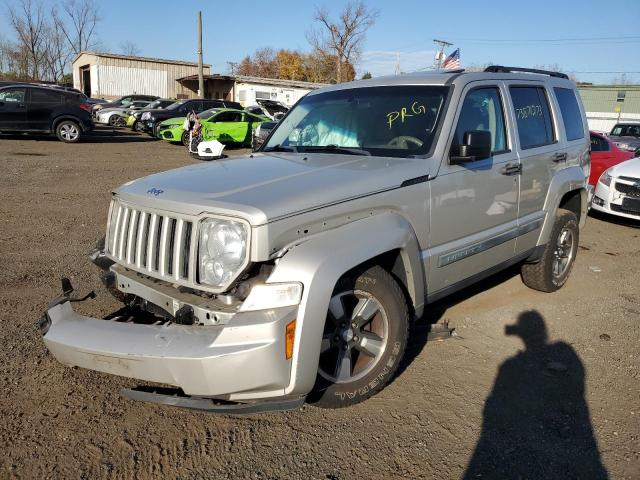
[309, 265, 409, 408]
[521, 209, 579, 292]
[55, 120, 81, 143]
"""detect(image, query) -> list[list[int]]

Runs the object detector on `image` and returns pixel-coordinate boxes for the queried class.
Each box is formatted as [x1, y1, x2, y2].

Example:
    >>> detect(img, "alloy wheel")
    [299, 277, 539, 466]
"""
[60, 123, 79, 142]
[552, 227, 576, 280]
[318, 290, 389, 384]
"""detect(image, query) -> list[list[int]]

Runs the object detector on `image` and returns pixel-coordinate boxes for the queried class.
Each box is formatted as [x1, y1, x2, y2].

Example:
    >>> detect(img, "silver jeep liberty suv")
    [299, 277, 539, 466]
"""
[40, 66, 590, 412]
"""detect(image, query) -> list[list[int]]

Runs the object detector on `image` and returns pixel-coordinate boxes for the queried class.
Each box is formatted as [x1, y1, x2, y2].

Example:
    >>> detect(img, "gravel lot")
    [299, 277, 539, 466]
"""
[1, 128, 638, 479]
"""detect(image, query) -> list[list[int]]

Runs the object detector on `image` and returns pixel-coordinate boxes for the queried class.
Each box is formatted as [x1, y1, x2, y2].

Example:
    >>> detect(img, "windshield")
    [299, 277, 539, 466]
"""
[198, 108, 219, 119]
[264, 86, 448, 157]
[146, 99, 168, 109]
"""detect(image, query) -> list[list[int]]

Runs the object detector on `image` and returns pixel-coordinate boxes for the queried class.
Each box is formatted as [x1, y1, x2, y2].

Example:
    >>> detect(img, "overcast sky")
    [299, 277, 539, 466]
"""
[2, 0, 639, 84]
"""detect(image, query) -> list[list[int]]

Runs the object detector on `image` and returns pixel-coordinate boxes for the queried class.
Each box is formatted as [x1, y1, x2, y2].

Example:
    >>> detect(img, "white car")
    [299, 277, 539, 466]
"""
[592, 157, 640, 220]
[95, 101, 152, 126]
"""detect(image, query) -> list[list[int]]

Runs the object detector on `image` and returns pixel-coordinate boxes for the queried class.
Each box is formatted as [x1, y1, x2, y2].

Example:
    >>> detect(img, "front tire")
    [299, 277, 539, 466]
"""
[521, 209, 579, 292]
[55, 120, 81, 143]
[181, 130, 190, 146]
[309, 266, 409, 408]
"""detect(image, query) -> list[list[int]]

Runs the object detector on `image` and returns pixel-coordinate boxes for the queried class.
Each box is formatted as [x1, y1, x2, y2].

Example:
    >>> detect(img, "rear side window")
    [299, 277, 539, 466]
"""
[554, 87, 584, 141]
[509, 86, 555, 149]
[31, 89, 64, 104]
[589, 134, 609, 152]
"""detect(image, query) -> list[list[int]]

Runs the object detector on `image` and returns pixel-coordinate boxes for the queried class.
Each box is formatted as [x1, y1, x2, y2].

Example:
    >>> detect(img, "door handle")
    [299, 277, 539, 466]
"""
[552, 152, 567, 162]
[500, 162, 522, 176]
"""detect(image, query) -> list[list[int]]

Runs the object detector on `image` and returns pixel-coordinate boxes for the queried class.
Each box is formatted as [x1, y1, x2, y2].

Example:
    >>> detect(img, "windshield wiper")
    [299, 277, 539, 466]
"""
[264, 144, 298, 153]
[300, 144, 371, 156]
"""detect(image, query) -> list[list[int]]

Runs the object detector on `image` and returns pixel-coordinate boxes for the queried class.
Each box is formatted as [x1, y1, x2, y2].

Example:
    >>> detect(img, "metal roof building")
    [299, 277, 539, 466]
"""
[72, 52, 211, 99]
[176, 74, 327, 107]
[578, 84, 640, 132]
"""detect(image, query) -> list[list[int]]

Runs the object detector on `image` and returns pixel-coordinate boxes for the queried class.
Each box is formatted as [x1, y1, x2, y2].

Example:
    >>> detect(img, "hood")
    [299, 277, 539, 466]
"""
[114, 153, 429, 226]
[611, 157, 640, 178]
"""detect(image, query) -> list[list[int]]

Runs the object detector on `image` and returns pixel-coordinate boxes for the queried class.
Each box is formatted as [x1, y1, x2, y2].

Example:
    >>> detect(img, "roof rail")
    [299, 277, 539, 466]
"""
[484, 65, 569, 79]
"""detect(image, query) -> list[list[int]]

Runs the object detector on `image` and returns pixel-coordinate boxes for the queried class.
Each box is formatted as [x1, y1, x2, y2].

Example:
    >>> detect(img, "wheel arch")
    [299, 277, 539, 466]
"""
[52, 115, 85, 132]
[538, 166, 588, 245]
[266, 212, 425, 396]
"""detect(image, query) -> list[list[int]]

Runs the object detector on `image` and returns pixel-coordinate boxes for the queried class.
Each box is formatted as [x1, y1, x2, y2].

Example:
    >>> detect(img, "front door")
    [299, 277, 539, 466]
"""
[0, 87, 28, 131]
[209, 111, 246, 144]
[428, 83, 520, 294]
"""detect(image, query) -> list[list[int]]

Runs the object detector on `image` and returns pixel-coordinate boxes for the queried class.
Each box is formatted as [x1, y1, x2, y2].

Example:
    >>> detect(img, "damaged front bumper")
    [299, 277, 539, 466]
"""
[39, 280, 302, 410]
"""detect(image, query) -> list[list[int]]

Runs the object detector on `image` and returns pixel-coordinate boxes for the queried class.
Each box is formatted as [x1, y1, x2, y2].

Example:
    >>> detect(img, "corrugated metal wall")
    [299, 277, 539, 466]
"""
[98, 66, 167, 96]
[73, 53, 211, 99]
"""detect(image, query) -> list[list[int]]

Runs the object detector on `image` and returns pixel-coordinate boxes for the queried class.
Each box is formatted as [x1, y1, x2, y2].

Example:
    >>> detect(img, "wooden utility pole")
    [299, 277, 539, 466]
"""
[433, 39, 453, 69]
[197, 11, 204, 98]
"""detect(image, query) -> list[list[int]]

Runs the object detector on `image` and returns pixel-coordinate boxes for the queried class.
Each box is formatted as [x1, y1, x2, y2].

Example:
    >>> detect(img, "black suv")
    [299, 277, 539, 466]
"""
[0, 85, 93, 143]
[140, 98, 242, 136]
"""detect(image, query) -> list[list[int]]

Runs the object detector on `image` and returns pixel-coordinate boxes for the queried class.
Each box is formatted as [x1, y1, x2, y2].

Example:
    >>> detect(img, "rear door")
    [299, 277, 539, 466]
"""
[27, 88, 65, 131]
[505, 83, 562, 254]
[0, 87, 28, 131]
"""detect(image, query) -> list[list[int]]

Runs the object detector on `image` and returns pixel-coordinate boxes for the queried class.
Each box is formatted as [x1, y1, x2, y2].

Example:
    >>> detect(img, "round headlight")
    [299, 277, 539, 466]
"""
[199, 219, 248, 288]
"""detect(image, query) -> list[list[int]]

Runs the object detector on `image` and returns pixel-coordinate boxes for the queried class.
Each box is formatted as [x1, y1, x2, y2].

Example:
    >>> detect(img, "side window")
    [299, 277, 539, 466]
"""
[0, 87, 26, 103]
[589, 134, 609, 152]
[611, 126, 622, 136]
[509, 86, 555, 149]
[215, 111, 242, 122]
[452, 87, 507, 156]
[554, 87, 584, 141]
[31, 89, 63, 104]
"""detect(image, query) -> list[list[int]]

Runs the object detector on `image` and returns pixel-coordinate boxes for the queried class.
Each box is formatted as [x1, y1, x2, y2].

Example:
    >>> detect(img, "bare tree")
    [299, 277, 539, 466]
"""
[307, 1, 378, 83]
[7, 0, 48, 79]
[42, 14, 72, 81]
[59, 0, 100, 56]
[119, 40, 141, 56]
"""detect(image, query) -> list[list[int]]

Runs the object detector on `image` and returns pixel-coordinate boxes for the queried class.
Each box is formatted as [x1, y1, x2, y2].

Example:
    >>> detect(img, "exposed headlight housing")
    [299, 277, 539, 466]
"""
[239, 283, 303, 312]
[141, 112, 150, 120]
[198, 218, 250, 289]
[599, 167, 613, 187]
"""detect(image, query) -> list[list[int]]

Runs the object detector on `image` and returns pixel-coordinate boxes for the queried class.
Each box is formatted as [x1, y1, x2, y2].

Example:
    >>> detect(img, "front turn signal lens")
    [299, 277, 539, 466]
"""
[285, 320, 296, 360]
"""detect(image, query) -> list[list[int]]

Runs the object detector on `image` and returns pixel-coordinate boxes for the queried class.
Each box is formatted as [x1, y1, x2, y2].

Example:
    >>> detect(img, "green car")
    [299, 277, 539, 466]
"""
[157, 108, 269, 147]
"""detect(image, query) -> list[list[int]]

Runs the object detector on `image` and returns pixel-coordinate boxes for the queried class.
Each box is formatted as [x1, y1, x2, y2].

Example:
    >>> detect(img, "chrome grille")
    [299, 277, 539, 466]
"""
[107, 199, 195, 284]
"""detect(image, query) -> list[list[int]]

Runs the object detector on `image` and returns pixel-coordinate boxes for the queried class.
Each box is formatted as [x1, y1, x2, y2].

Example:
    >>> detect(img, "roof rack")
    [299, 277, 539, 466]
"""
[483, 65, 569, 79]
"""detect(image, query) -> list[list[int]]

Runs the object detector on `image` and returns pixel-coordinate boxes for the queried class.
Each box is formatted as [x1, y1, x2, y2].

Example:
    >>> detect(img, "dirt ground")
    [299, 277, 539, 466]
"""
[0, 128, 638, 479]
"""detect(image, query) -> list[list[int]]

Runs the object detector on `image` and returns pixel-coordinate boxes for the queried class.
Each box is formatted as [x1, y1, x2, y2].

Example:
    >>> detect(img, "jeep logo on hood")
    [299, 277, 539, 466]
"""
[147, 188, 164, 196]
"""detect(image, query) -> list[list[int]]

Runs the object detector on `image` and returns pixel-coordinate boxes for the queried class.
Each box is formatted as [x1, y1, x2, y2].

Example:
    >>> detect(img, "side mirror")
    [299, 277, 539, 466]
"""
[450, 130, 492, 164]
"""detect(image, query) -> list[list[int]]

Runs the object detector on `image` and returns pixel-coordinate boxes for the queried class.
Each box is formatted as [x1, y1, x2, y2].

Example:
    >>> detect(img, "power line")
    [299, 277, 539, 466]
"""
[449, 35, 640, 43]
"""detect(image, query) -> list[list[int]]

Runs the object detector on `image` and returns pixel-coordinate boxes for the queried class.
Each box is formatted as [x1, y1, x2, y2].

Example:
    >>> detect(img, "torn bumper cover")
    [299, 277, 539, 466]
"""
[40, 299, 299, 403]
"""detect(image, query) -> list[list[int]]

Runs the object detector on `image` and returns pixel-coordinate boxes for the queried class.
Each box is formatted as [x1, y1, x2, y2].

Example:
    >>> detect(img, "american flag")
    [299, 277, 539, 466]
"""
[442, 48, 461, 70]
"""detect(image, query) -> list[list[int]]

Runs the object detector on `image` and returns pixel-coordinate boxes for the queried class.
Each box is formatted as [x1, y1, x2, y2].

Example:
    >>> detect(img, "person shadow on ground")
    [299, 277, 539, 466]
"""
[463, 310, 608, 479]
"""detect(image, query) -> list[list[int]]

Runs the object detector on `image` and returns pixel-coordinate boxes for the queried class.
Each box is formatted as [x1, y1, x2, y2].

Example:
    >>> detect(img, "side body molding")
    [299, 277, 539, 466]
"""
[266, 212, 424, 396]
[538, 166, 588, 245]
